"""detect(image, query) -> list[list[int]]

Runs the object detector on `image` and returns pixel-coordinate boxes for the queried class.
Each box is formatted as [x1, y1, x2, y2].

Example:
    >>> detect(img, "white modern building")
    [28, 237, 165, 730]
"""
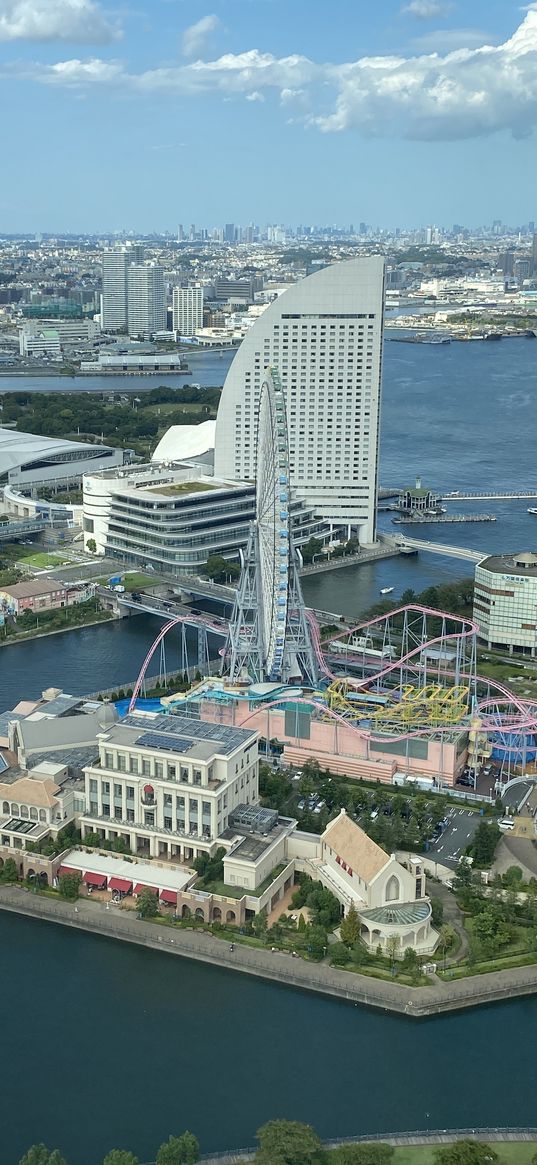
[82, 459, 326, 573]
[214, 257, 385, 542]
[474, 552, 537, 655]
[19, 319, 99, 355]
[172, 286, 204, 336]
[127, 264, 167, 339]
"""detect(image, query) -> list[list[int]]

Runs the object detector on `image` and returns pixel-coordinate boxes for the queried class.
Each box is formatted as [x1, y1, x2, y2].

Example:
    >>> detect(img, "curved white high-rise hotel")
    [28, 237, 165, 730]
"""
[214, 256, 385, 543]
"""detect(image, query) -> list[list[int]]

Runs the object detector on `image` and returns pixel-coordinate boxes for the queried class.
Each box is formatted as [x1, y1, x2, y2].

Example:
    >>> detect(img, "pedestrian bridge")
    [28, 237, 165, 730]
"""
[379, 533, 484, 563]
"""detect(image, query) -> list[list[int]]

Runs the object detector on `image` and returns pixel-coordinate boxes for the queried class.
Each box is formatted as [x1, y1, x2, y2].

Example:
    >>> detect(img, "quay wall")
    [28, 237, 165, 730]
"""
[2, 886, 537, 1018]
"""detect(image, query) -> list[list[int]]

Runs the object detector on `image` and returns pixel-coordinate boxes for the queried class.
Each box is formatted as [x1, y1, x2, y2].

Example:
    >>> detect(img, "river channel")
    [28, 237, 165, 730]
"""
[1, 337, 536, 1163]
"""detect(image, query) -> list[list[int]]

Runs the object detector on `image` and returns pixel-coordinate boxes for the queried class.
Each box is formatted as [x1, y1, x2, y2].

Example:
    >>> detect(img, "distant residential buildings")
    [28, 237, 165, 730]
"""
[127, 264, 166, 339]
[172, 286, 204, 336]
[101, 244, 166, 338]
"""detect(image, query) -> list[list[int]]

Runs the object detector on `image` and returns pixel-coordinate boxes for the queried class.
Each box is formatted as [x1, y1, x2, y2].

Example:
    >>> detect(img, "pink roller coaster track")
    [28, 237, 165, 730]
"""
[128, 603, 537, 742]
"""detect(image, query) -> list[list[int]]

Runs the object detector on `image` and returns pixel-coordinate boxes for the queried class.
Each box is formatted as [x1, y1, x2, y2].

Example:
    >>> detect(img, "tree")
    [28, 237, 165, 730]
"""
[434, 1142, 498, 1165]
[58, 872, 82, 901]
[19, 1147, 68, 1165]
[252, 908, 268, 938]
[103, 1152, 139, 1165]
[300, 537, 324, 565]
[332, 1144, 394, 1165]
[255, 1119, 324, 1164]
[385, 935, 400, 969]
[470, 821, 501, 868]
[503, 865, 523, 888]
[430, 897, 444, 928]
[203, 555, 240, 583]
[438, 923, 456, 968]
[86, 538, 97, 553]
[156, 1132, 199, 1165]
[1, 857, 19, 883]
[340, 903, 360, 946]
[472, 904, 511, 957]
[137, 887, 159, 919]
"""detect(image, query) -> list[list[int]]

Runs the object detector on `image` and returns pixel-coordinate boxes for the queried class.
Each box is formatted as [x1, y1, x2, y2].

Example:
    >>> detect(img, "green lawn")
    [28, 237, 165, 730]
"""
[156, 481, 217, 496]
[142, 402, 216, 417]
[20, 552, 71, 568]
[122, 572, 159, 591]
[385, 1146, 536, 1165]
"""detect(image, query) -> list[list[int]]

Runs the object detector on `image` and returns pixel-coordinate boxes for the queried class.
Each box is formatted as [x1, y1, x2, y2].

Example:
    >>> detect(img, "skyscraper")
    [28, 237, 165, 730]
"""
[214, 256, 385, 542]
[531, 234, 537, 276]
[101, 243, 144, 333]
[172, 286, 204, 336]
[127, 264, 166, 338]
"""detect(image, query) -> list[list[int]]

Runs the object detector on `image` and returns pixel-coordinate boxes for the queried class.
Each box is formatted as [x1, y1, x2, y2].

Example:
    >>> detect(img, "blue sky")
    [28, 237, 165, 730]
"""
[0, 0, 536, 232]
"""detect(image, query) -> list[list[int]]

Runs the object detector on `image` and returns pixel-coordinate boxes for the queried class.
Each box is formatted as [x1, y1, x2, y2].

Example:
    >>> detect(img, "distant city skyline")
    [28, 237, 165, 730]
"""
[0, 0, 536, 231]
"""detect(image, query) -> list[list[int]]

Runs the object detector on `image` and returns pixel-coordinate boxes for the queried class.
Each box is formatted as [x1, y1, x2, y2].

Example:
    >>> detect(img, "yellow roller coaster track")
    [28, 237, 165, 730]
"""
[327, 680, 470, 727]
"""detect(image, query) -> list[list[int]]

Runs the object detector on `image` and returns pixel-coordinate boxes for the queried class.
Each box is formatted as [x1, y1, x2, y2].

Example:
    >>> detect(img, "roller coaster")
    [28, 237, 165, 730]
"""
[127, 600, 537, 771]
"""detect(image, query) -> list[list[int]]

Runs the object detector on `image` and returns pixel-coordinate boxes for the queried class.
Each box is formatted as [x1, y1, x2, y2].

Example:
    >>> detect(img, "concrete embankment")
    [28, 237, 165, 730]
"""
[195, 1130, 537, 1165]
[1, 886, 537, 1017]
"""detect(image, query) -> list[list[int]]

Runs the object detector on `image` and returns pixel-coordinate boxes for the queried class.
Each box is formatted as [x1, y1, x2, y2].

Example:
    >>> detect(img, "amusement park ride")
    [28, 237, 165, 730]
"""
[127, 369, 537, 785]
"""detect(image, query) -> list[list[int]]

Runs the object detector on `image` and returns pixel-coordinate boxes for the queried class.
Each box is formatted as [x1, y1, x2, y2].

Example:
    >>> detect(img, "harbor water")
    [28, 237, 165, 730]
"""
[0, 337, 536, 1164]
[2, 909, 537, 1165]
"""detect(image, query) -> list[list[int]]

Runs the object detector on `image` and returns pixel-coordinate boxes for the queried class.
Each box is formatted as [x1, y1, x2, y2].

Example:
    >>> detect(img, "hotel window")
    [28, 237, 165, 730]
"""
[104, 752, 113, 769]
[102, 782, 110, 794]
[193, 769, 202, 786]
[142, 759, 151, 777]
[129, 756, 138, 774]
[126, 786, 134, 799]
[155, 762, 164, 779]
[168, 764, 176, 779]
[114, 784, 122, 799]
[117, 754, 126, 772]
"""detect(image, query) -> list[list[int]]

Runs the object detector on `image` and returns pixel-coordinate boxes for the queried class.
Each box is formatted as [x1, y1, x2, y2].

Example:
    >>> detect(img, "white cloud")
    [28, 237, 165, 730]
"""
[245, 89, 264, 101]
[402, 0, 453, 17]
[182, 14, 220, 57]
[17, 8, 537, 142]
[0, 0, 119, 42]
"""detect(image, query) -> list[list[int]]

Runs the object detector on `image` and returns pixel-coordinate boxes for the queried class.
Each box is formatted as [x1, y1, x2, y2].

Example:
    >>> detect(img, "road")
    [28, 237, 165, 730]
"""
[501, 780, 535, 811]
[427, 806, 480, 868]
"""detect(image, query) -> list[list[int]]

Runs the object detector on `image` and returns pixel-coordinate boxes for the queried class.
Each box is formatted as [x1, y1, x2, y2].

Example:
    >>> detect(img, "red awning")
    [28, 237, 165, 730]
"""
[58, 866, 77, 876]
[83, 871, 107, 888]
[160, 889, 177, 904]
[109, 877, 133, 893]
[134, 883, 157, 895]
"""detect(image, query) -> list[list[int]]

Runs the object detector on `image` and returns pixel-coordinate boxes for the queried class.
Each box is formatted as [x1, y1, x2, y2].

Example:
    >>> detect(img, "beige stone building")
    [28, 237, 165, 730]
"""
[291, 810, 436, 954]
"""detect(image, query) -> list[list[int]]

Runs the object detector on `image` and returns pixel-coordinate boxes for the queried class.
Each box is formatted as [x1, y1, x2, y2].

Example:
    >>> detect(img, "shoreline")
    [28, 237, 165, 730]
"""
[198, 1130, 537, 1164]
[0, 612, 114, 648]
[3, 886, 537, 1017]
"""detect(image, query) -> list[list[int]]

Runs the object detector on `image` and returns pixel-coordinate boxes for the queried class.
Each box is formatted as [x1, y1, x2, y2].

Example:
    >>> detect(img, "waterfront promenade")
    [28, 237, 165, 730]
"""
[3, 885, 537, 1017]
[195, 1130, 537, 1165]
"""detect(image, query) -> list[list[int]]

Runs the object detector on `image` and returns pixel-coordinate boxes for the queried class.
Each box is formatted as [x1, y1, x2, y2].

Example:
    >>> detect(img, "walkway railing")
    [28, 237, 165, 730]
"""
[138, 1128, 537, 1165]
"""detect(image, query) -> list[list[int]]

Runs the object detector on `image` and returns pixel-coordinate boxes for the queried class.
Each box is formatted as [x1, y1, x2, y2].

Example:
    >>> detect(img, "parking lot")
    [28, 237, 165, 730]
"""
[427, 806, 480, 869]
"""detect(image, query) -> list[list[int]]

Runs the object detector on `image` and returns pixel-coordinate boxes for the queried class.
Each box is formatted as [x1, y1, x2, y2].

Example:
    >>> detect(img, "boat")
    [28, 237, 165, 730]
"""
[528, 508, 537, 516]
[380, 586, 394, 595]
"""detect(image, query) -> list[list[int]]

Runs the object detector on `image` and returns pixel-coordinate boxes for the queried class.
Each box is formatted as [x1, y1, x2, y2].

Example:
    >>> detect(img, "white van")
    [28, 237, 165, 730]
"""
[499, 818, 515, 830]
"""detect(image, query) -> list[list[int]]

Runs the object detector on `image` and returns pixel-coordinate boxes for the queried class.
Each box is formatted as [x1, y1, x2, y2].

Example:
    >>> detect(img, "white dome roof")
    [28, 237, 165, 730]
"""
[151, 420, 216, 464]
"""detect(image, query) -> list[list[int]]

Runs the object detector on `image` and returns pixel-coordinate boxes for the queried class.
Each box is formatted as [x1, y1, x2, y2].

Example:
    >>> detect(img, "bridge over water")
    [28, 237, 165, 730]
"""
[379, 532, 484, 563]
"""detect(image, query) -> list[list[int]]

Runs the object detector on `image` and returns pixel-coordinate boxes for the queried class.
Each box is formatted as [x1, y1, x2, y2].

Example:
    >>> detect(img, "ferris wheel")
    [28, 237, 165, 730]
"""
[256, 368, 291, 680]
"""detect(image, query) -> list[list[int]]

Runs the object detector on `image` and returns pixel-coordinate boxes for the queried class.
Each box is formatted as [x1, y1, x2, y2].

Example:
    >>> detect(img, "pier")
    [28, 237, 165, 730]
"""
[393, 513, 497, 524]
